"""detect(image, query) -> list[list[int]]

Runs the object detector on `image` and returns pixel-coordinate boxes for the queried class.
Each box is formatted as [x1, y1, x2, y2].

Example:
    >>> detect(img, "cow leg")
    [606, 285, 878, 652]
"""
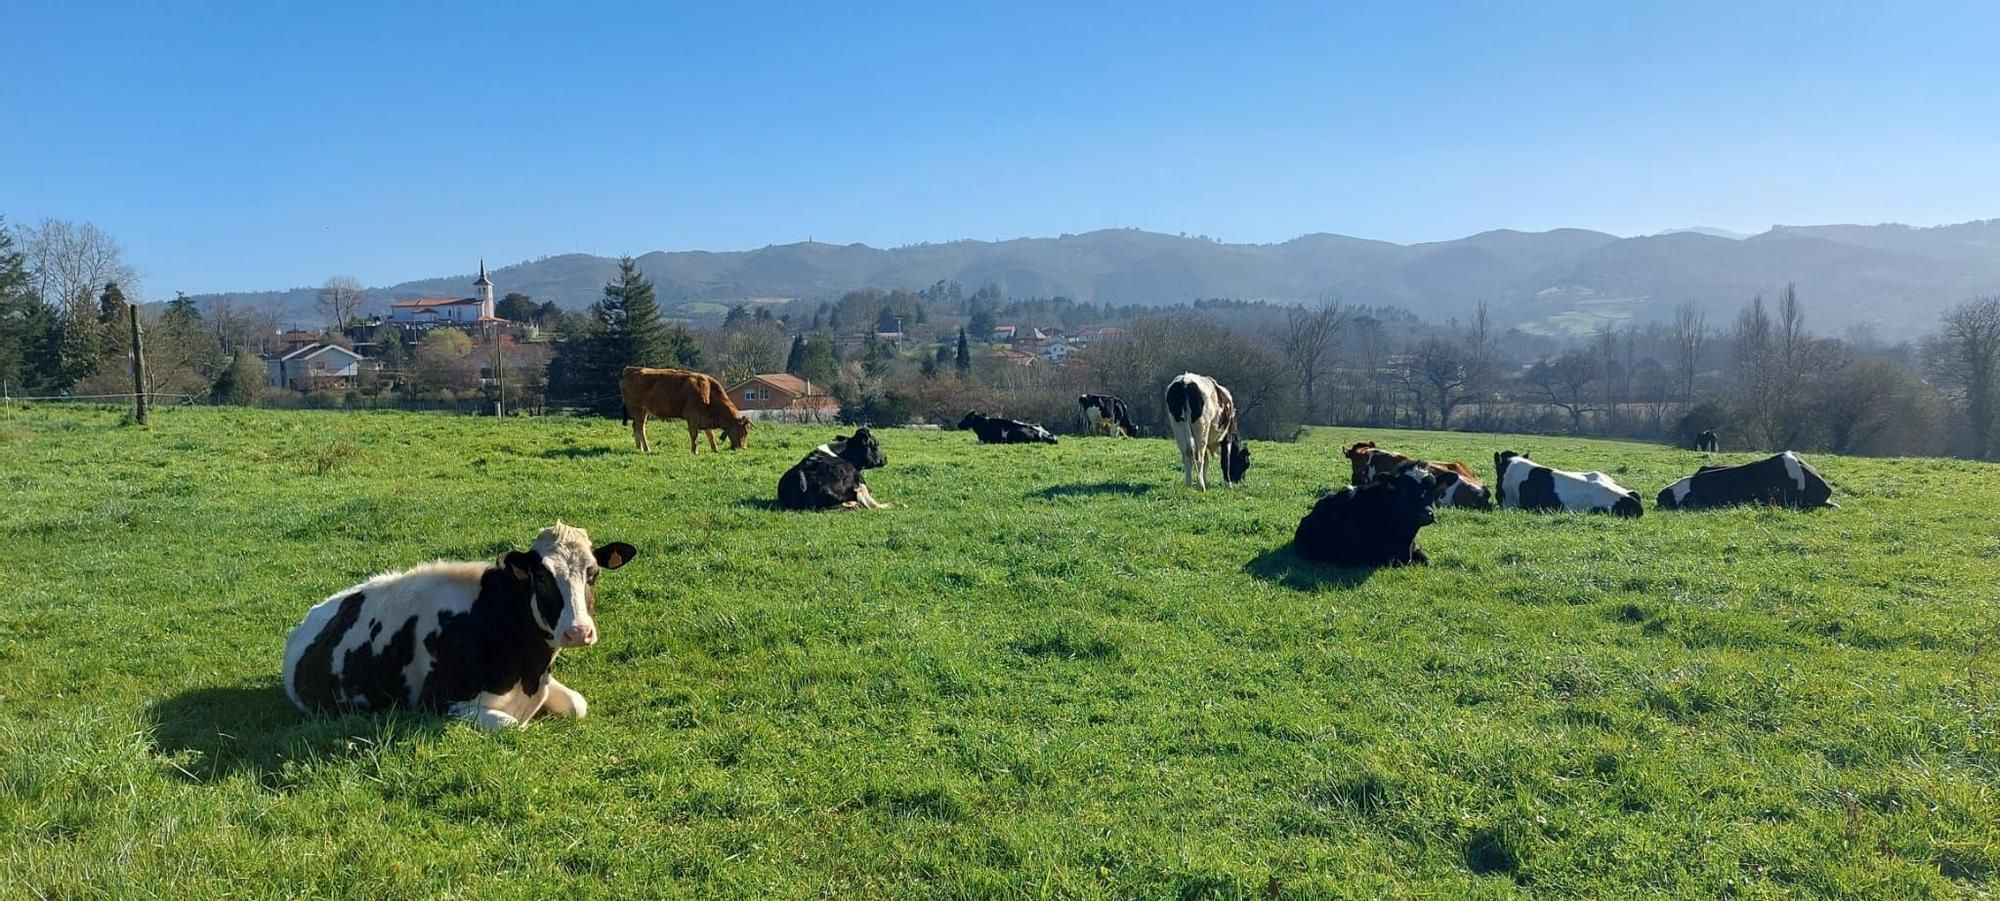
[632, 411, 650, 452]
[855, 483, 890, 509]
[686, 422, 700, 455]
[1178, 438, 1196, 487]
[707, 429, 720, 453]
[448, 701, 521, 732]
[541, 679, 589, 719]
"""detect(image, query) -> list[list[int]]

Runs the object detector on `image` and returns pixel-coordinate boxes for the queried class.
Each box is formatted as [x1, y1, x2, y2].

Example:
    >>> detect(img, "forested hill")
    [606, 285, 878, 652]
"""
[193, 220, 2000, 337]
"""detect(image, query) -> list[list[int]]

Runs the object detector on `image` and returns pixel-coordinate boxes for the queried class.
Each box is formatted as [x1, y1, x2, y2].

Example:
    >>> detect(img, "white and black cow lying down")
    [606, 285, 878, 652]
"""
[1658, 451, 1837, 511]
[958, 411, 1058, 444]
[778, 428, 890, 510]
[1493, 451, 1644, 517]
[1077, 393, 1139, 437]
[1292, 462, 1439, 567]
[1165, 372, 1250, 489]
[282, 523, 636, 731]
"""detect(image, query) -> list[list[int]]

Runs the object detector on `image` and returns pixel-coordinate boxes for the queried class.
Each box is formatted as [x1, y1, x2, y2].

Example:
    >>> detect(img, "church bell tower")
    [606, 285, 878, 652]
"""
[474, 259, 494, 319]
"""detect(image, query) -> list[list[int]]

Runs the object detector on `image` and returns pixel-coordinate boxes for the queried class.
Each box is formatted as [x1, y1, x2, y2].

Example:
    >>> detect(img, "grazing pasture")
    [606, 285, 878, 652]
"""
[1, 406, 1996, 897]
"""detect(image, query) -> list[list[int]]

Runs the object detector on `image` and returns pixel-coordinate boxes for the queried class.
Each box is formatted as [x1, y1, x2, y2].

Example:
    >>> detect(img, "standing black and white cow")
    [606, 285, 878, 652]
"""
[1292, 462, 1439, 567]
[958, 411, 1059, 444]
[1695, 430, 1720, 452]
[1077, 393, 1139, 437]
[1164, 372, 1250, 489]
[1493, 451, 1644, 517]
[778, 427, 890, 510]
[1657, 451, 1837, 511]
[282, 523, 637, 731]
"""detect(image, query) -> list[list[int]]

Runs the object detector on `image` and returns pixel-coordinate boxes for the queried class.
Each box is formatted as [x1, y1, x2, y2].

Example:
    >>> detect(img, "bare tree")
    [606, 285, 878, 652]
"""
[1669, 302, 1708, 408]
[1279, 296, 1348, 421]
[1729, 294, 1778, 447]
[1350, 317, 1391, 425]
[318, 276, 366, 329]
[1410, 336, 1472, 429]
[15, 219, 137, 313]
[1461, 301, 1498, 416]
[1933, 297, 2000, 459]
[1528, 351, 1600, 433]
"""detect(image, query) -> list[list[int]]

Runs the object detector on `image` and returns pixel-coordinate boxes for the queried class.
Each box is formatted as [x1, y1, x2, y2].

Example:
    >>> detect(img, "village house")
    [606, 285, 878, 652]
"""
[726, 373, 839, 419]
[1072, 325, 1125, 346]
[266, 343, 364, 390]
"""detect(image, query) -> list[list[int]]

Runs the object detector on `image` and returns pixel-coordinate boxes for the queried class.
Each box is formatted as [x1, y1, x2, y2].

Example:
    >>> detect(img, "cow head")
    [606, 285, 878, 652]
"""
[1221, 434, 1252, 484]
[1375, 462, 1439, 528]
[834, 427, 886, 469]
[723, 415, 752, 450]
[957, 412, 984, 430]
[1433, 468, 1492, 510]
[1493, 451, 1524, 505]
[1077, 394, 1093, 410]
[503, 522, 637, 650]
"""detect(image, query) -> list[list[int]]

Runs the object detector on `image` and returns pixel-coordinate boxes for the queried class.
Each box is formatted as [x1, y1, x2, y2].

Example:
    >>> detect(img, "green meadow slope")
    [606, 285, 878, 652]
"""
[1, 407, 1995, 898]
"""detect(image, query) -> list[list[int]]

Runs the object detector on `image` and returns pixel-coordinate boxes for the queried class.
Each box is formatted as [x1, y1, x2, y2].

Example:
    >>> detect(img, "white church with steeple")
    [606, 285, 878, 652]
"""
[387, 260, 504, 325]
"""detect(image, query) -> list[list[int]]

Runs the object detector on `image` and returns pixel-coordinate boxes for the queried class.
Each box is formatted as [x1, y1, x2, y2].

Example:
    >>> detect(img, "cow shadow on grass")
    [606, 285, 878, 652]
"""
[1243, 544, 1378, 591]
[1030, 481, 1157, 500]
[144, 681, 445, 787]
[537, 445, 616, 460]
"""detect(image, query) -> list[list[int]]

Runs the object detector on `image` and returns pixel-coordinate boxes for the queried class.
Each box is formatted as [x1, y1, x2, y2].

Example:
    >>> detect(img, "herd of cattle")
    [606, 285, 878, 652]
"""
[281, 365, 1841, 730]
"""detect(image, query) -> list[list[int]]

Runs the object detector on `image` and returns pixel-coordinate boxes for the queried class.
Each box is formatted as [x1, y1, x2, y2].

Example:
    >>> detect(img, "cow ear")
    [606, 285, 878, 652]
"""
[595, 542, 638, 570]
[503, 551, 538, 582]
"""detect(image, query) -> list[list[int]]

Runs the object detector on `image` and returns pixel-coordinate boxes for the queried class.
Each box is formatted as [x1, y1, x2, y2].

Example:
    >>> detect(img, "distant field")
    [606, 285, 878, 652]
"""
[2, 406, 1996, 897]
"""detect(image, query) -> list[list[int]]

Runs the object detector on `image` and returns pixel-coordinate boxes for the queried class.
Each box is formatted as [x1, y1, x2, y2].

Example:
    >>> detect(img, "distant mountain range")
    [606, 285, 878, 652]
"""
[194, 220, 2000, 338]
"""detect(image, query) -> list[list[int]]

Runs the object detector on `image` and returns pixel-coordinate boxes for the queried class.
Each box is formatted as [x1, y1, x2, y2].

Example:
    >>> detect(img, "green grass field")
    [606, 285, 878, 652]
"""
[2, 406, 1996, 898]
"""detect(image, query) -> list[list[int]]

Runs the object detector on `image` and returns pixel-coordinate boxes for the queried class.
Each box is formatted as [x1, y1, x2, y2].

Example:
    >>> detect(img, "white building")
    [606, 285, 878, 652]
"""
[387, 260, 505, 326]
[267, 343, 363, 389]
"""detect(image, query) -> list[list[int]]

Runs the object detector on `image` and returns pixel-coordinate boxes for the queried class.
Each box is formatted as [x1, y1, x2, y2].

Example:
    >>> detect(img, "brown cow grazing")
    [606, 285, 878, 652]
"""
[1344, 440, 1491, 509]
[618, 367, 752, 454]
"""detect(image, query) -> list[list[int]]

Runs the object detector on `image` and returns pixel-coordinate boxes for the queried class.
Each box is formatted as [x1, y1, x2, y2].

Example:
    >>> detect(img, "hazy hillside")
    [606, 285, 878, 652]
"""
[192, 220, 2000, 338]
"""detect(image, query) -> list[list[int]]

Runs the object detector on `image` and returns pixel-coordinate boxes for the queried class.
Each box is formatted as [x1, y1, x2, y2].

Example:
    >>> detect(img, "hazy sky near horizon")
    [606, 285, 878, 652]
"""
[4, 1, 1996, 296]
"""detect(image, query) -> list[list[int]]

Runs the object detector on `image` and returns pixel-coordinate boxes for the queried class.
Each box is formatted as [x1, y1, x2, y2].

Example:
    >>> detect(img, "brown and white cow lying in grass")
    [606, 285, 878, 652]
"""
[1344, 440, 1491, 509]
[282, 523, 636, 731]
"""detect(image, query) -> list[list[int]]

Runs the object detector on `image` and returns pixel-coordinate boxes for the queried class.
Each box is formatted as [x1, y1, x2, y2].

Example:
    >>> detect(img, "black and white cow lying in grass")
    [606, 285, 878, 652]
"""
[958, 411, 1058, 444]
[1292, 461, 1439, 567]
[282, 522, 636, 731]
[778, 427, 890, 510]
[1493, 451, 1643, 518]
[1657, 451, 1837, 511]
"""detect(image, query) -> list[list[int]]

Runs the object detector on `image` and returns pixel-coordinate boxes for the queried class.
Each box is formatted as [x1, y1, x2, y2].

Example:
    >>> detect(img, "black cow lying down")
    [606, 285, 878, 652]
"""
[1292, 462, 1439, 567]
[958, 411, 1058, 444]
[778, 428, 889, 510]
[1657, 450, 1837, 510]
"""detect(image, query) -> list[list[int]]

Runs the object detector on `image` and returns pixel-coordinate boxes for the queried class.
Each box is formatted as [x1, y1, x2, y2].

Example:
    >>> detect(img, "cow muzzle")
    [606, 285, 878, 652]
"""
[560, 624, 598, 647]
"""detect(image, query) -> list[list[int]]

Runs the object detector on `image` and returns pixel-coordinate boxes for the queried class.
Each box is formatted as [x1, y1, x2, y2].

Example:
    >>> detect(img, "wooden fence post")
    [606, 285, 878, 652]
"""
[128, 305, 149, 425]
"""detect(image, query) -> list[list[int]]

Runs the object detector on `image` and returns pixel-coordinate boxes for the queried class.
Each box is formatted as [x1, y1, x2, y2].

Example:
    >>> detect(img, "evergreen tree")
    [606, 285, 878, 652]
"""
[955, 327, 972, 376]
[496, 292, 538, 322]
[798, 332, 839, 388]
[785, 334, 807, 375]
[97, 281, 131, 359]
[662, 323, 704, 369]
[595, 256, 668, 369]
[876, 305, 900, 334]
[724, 304, 750, 329]
[0, 221, 61, 391]
[212, 349, 264, 405]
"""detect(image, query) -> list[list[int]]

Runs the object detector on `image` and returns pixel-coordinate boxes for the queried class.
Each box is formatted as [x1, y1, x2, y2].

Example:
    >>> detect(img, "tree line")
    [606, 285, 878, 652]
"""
[7, 214, 1997, 461]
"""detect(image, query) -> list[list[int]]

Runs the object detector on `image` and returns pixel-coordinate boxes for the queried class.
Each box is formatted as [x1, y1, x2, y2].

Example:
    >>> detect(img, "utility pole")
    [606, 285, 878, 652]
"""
[128, 304, 149, 425]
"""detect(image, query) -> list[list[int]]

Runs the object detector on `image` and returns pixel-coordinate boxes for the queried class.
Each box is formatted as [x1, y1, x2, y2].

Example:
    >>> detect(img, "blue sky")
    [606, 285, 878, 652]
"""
[3, 1, 1995, 296]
